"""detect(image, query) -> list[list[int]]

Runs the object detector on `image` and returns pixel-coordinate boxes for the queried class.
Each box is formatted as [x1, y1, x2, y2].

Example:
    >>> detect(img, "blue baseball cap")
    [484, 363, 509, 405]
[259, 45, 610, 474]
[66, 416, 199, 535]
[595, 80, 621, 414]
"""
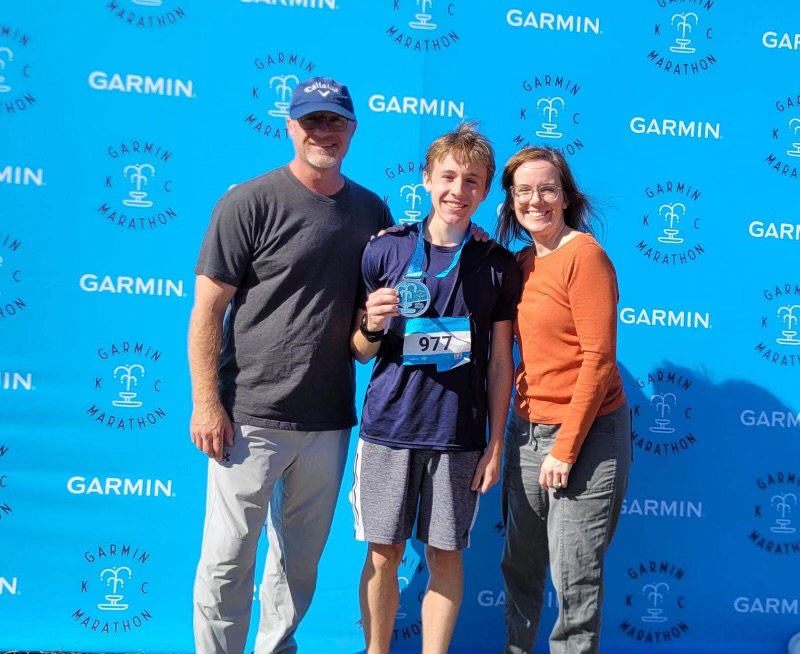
[289, 76, 356, 121]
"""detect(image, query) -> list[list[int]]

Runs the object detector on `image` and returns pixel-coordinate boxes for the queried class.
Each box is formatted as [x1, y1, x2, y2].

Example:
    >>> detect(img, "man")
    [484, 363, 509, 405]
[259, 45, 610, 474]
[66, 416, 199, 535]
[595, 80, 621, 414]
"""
[189, 76, 392, 654]
[349, 123, 521, 654]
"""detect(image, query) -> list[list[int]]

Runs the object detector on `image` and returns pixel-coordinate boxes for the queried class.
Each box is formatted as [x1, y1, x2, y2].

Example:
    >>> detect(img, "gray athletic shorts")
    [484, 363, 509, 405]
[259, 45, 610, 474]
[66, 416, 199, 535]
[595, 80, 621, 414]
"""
[350, 439, 482, 551]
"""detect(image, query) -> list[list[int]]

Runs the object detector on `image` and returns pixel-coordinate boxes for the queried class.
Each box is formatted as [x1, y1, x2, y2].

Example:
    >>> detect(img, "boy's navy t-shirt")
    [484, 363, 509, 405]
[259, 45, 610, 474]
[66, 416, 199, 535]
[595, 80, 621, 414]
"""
[358, 224, 521, 451]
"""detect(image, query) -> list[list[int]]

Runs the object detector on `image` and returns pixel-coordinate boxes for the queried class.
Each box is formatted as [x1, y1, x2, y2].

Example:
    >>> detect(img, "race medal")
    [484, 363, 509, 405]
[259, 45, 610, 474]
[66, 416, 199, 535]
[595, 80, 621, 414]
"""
[396, 279, 431, 318]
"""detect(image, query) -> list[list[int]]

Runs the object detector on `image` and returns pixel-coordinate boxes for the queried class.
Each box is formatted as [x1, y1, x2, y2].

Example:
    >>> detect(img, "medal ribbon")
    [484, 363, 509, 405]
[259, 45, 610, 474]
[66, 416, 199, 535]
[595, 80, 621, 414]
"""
[404, 220, 472, 281]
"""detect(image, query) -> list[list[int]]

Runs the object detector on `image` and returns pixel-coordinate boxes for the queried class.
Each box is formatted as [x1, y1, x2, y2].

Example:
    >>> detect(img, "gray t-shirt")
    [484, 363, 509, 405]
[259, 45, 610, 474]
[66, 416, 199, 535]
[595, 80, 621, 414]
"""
[195, 166, 392, 431]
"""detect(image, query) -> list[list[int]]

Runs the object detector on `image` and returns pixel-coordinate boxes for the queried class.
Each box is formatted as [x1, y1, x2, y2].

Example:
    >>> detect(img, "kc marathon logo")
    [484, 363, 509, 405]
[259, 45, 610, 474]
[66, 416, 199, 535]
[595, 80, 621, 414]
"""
[647, 1, 716, 76]
[619, 560, 690, 644]
[245, 51, 316, 141]
[98, 141, 177, 232]
[72, 544, 153, 635]
[749, 471, 800, 556]
[0, 230, 25, 321]
[631, 369, 698, 457]
[513, 73, 584, 156]
[380, 158, 428, 225]
[105, 0, 187, 29]
[385, 1, 459, 54]
[0, 25, 35, 116]
[766, 92, 800, 181]
[635, 180, 705, 266]
[87, 341, 167, 431]
[755, 283, 800, 367]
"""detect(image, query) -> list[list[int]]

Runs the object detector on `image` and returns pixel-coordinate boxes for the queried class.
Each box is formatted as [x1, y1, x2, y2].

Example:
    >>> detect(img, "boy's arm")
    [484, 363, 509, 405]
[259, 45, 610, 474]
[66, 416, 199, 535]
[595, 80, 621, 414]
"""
[471, 319, 515, 493]
[350, 288, 400, 364]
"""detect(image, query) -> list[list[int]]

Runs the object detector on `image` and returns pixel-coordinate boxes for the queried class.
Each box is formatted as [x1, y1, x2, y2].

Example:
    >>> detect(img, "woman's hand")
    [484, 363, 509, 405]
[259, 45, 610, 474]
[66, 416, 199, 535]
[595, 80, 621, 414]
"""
[539, 453, 573, 491]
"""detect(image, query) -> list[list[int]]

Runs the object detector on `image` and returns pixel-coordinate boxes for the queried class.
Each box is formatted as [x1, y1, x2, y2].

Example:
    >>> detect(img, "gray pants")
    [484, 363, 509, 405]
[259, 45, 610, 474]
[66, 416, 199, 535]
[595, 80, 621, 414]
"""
[501, 404, 631, 654]
[193, 423, 350, 654]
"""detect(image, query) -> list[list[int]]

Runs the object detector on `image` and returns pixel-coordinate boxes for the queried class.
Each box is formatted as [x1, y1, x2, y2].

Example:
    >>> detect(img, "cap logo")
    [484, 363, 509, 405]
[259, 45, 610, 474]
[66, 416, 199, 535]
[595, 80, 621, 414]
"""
[304, 81, 340, 96]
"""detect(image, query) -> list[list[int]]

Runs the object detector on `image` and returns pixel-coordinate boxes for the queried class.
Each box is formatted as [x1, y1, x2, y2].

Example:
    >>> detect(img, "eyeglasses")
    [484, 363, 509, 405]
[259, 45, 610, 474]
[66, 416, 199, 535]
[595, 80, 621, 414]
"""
[510, 184, 562, 203]
[297, 113, 350, 132]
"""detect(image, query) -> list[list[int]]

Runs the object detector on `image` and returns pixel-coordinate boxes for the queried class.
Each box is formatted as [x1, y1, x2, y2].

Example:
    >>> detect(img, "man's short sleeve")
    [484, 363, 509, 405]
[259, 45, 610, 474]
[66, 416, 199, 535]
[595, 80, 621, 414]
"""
[492, 254, 522, 323]
[195, 192, 256, 287]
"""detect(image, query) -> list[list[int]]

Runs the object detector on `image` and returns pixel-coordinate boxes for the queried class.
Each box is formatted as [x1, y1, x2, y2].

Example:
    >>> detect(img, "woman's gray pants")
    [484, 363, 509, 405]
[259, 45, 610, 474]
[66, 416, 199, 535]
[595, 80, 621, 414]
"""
[501, 404, 631, 654]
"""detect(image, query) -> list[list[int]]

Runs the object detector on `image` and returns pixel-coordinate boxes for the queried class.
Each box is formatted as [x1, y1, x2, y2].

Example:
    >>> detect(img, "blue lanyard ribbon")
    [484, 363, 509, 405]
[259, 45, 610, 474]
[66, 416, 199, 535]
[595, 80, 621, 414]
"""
[405, 221, 472, 280]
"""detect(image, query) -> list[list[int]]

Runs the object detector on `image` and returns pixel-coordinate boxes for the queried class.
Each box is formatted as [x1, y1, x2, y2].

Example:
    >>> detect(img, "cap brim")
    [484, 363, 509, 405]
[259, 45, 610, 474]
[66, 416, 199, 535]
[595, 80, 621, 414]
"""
[289, 102, 356, 121]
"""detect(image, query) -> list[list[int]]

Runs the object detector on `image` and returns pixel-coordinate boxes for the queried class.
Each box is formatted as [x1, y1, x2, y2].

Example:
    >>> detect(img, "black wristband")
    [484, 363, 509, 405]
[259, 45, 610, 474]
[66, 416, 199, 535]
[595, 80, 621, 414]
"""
[359, 313, 384, 343]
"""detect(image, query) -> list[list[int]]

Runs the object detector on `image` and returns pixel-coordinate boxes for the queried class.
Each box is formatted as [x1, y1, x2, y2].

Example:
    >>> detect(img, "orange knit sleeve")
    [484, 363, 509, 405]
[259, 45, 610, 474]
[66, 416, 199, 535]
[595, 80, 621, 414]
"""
[550, 243, 620, 463]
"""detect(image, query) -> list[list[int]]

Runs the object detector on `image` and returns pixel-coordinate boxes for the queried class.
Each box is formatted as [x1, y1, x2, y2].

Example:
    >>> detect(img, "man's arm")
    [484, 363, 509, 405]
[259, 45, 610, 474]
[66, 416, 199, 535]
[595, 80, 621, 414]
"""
[471, 320, 514, 493]
[350, 288, 399, 364]
[188, 275, 237, 460]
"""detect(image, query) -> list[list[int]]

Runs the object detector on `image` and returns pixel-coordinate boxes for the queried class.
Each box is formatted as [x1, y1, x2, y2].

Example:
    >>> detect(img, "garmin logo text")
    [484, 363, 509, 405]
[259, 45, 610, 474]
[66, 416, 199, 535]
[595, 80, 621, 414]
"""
[88, 72, 193, 98]
[0, 166, 43, 186]
[0, 577, 18, 595]
[67, 476, 174, 497]
[622, 499, 703, 518]
[741, 410, 800, 428]
[79, 274, 185, 298]
[749, 221, 800, 240]
[620, 308, 711, 329]
[762, 32, 800, 50]
[734, 597, 798, 614]
[241, 0, 336, 6]
[368, 95, 464, 118]
[506, 10, 600, 34]
[1, 372, 32, 391]
[630, 117, 720, 139]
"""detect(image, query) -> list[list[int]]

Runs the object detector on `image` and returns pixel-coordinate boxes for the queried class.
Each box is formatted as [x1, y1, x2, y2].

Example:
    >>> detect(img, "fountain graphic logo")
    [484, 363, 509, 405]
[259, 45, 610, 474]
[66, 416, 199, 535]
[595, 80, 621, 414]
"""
[641, 582, 670, 623]
[647, 3, 716, 76]
[618, 560, 689, 644]
[87, 341, 167, 432]
[634, 180, 705, 266]
[105, 0, 187, 29]
[755, 283, 800, 367]
[513, 74, 584, 156]
[631, 369, 698, 457]
[98, 141, 177, 233]
[385, 0, 460, 54]
[749, 472, 800, 556]
[268, 74, 299, 118]
[0, 26, 35, 117]
[98, 567, 133, 611]
[765, 92, 800, 181]
[399, 182, 427, 225]
[0, 442, 11, 527]
[379, 159, 429, 225]
[0, 230, 25, 321]
[244, 52, 316, 141]
[670, 13, 698, 54]
[123, 164, 155, 208]
[73, 544, 153, 635]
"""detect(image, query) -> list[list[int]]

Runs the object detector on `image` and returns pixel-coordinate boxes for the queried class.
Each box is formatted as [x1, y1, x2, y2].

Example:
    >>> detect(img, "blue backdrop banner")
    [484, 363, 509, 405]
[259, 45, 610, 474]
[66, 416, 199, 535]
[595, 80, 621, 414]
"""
[1, 1, 799, 652]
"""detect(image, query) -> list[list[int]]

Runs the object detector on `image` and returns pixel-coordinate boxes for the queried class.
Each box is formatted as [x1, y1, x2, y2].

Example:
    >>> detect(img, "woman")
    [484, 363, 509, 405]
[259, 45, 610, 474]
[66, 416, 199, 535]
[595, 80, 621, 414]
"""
[496, 146, 630, 654]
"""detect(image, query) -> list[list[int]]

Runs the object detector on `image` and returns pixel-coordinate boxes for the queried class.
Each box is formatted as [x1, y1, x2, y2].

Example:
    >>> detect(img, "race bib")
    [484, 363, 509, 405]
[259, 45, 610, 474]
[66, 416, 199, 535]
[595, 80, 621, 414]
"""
[402, 316, 472, 371]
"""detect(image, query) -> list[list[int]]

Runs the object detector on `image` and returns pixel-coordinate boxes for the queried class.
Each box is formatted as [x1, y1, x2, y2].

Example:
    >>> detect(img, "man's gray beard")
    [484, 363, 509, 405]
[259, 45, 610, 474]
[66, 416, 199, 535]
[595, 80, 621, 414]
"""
[306, 153, 338, 169]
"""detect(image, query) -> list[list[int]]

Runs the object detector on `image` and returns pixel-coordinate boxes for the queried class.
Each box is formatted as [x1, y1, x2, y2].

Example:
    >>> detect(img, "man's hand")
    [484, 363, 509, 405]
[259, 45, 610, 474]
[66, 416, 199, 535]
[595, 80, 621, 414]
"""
[539, 453, 573, 491]
[191, 401, 234, 461]
[471, 444, 502, 494]
[470, 223, 491, 243]
[364, 287, 400, 332]
[372, 224, 408, 240]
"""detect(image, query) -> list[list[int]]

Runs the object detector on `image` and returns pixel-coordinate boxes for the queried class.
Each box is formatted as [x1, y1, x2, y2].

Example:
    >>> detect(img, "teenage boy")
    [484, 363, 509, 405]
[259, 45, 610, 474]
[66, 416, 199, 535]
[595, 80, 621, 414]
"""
[349, 123, 522, 654]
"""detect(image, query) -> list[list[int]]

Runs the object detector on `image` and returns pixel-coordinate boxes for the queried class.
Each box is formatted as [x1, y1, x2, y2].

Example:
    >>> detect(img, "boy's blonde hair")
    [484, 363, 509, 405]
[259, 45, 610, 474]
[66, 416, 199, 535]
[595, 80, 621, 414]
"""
[424, 122, 496, 191]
